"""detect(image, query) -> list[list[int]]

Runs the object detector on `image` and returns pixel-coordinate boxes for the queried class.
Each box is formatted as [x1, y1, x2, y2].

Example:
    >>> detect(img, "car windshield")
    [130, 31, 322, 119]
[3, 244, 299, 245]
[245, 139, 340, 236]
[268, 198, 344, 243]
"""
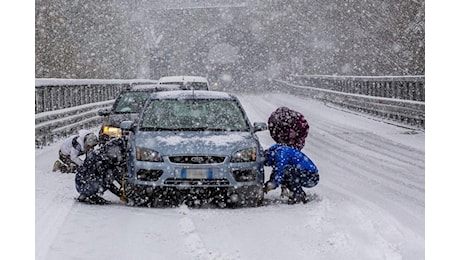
[140, 99, 250, 131]
[114, 92, 150, 113]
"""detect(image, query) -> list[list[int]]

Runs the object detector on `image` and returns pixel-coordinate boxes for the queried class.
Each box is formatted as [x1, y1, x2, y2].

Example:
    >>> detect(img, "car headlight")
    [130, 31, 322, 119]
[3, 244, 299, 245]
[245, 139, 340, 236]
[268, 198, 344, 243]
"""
[231, 147, 257, 163]
[102, 126, 122, 138]
[136, 147, 163, 162]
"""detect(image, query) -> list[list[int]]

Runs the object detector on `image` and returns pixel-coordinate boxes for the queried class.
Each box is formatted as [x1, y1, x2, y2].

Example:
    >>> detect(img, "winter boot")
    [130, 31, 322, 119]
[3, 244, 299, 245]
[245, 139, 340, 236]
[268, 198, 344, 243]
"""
[87, 194, 109, 205]
[287, 189, 308, 204]
[76, 194, 88, 202]
[77, 194, 109, 205]
[52, 160, 63, 172]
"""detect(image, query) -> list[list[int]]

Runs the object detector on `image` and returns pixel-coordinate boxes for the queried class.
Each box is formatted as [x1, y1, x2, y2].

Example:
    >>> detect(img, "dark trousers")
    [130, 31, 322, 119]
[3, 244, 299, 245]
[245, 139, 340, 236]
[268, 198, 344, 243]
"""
[280, 165, 319, 195]
[75, 174, 105, 197]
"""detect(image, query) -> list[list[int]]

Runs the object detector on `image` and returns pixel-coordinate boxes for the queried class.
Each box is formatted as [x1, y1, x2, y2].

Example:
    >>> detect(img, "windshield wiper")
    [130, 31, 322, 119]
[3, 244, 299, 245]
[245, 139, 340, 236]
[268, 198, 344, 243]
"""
[140, 127, 176, 131]
[204, 127, 228, 131]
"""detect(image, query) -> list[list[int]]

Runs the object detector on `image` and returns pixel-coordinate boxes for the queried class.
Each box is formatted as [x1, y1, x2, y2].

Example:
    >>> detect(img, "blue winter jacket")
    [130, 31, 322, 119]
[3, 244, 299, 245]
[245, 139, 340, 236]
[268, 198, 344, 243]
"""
[265, 143, 318, 188]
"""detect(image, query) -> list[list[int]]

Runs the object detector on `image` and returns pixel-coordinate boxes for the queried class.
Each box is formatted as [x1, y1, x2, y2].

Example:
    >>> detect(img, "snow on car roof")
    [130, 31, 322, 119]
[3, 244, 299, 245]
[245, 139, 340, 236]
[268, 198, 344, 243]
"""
[150, 90, 233, 99]
[130, 84, 159, 90]
[158, 76, 208, 83]
[129, 84, 182, 91]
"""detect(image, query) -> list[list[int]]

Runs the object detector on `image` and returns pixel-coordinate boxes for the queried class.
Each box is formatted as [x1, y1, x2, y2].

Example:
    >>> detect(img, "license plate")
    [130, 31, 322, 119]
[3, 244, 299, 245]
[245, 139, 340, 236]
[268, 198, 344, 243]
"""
[181, 169, 212, 179]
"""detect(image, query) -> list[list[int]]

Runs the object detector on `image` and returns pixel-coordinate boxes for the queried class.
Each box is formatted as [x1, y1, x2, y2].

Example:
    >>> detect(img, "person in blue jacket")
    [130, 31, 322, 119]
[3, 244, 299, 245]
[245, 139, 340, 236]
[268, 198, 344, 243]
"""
[263, 107, 319, 204]
[75, 138, 126, 204]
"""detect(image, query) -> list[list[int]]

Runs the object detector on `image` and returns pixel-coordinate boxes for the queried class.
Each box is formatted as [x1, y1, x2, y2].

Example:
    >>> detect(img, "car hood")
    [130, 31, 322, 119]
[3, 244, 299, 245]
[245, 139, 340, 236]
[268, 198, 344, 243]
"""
[133, 131, 260, 155]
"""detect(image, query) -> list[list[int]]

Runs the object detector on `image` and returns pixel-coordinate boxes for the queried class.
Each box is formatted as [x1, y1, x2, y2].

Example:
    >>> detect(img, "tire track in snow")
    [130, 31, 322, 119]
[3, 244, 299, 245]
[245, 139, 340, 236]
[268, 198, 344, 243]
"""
[310, 128, 425, 192]
[35, 144, 78, 260]
[314, 122, 424, 173]
[177, 205, 239, 260]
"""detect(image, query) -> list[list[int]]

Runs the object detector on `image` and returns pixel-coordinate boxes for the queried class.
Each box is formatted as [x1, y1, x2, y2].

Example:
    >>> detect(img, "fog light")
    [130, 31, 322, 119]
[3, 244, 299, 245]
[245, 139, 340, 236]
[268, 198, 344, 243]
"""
[232, 169, 256, 182]
[229, 194, 239, 203]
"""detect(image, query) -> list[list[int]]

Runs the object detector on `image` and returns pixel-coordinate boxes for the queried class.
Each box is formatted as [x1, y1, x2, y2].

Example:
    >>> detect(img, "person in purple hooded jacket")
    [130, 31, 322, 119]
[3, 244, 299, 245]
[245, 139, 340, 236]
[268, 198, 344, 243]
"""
[264, 107, 319, 204]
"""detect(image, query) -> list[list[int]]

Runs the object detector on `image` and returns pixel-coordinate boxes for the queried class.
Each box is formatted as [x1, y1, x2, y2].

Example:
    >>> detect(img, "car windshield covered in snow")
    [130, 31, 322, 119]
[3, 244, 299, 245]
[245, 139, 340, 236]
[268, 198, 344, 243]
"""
[140, 98, 250, 131]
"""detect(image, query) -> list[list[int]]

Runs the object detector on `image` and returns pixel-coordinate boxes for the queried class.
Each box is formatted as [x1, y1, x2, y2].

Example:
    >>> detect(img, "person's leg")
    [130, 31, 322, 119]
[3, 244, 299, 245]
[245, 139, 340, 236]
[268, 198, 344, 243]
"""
[299, 171, 319, 188]
[59, 151, 80, 173]
[282, 165, 307, 204]
[75, 174, 108, 204]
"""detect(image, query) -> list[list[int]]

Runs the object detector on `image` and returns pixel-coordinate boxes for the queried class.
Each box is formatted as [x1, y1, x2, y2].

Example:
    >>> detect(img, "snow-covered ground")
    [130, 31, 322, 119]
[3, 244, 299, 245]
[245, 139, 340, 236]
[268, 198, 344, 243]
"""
[34, 93, 425, 259]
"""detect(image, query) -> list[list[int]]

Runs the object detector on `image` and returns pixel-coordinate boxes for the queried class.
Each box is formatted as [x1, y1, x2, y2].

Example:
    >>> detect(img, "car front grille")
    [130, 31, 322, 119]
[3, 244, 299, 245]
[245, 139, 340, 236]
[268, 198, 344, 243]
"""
[164, 178, 230, 186]
[168, 155, 226, 164]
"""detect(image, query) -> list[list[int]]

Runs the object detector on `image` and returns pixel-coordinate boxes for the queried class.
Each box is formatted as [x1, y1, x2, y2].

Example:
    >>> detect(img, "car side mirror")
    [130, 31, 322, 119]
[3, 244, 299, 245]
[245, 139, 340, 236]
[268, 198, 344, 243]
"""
[98, 109, 111, 116]
[253, 122, 267, 132]
[120, 121, 134, 132]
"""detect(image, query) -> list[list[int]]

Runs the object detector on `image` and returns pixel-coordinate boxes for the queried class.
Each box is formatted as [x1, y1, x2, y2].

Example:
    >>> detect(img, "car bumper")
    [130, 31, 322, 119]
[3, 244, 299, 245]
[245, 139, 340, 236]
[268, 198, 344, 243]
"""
[127, 160, 264, 187]
[125, 159, 265, 206]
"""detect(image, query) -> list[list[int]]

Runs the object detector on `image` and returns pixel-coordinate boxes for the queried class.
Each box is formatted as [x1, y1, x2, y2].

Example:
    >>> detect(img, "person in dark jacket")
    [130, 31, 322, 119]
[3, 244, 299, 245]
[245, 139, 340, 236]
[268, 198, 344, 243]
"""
[264, 107, 319, 204]
[75, 138, 126, 204]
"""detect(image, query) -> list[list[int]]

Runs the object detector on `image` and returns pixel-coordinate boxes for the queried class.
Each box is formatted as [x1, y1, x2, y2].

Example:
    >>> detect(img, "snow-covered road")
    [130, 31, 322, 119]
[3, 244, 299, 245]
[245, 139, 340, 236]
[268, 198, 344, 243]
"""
[35, 93, 425, 260]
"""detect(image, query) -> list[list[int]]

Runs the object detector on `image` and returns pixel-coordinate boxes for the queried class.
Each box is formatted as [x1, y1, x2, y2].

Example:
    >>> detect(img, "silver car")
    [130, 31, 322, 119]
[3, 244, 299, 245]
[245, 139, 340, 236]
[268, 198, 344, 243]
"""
[121, 90, 267, 207]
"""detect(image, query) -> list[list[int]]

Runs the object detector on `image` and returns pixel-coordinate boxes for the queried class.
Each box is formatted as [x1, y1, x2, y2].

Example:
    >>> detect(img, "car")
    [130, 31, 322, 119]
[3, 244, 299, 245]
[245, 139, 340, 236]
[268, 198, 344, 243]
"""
[120, 90, 267, 208]
[97, 84, 180, 143]
[158, 75, 210, 90]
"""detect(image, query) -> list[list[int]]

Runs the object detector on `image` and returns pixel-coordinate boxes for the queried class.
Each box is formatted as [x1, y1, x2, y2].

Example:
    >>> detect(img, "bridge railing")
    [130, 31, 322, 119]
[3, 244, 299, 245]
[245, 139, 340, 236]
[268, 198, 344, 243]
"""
[287, 75, 424, 101]
[272, 75, 425, 128]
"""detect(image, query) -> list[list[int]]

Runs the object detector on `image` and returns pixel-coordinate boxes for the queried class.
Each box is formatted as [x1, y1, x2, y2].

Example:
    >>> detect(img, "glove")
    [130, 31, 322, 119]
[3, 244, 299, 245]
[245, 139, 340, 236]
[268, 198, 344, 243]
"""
[263, 181, 276, 193]
[119, 194, 127, 202]
[263, 150, 269, 166]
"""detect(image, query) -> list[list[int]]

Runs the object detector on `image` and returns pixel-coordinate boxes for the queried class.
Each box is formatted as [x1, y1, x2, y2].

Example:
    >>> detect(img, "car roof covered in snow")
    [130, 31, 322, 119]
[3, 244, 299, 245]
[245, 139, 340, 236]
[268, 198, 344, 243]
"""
[149, 90, 234, 100]
[158, 75, 208, 84]
[129, 84, 181, 91]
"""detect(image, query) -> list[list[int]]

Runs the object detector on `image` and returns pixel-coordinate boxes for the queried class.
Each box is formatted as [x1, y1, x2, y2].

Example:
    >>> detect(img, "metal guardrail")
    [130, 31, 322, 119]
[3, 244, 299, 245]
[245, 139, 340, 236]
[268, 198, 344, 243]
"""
[35, 100, 114, 147]
[287, 74, 425, 101]
[273, 75, 425, 128]
[35, 79, 155, 113]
